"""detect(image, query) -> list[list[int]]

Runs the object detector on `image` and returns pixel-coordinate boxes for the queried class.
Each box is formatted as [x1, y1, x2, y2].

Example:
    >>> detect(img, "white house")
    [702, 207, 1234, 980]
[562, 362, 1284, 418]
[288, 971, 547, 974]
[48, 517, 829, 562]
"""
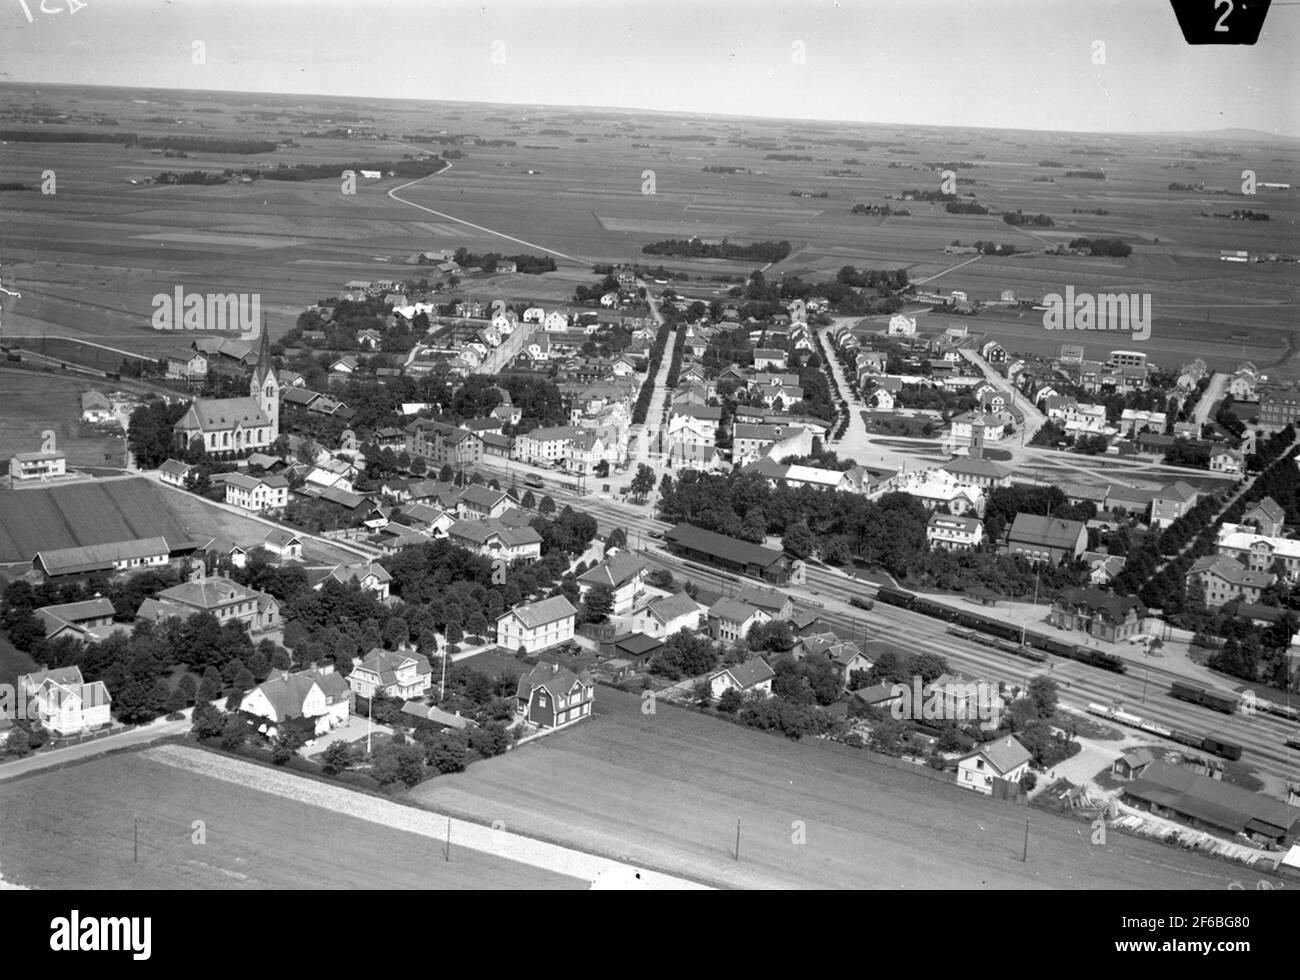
[926, 513, 986, 552]
[707, 598, 770, 644]
[223, 473, 289, 513]
[631, 592, 702, 639]
[544, 311, 569, 332]
[578, 551, 649, 615]
[158, 459, 195, 487]
[956, 735, 1032, 795]
[497, 595, 577, 654]
[80, 391, 114, 424]
[347, 648, 433, 701]
[709, 657, 775, 700]
[523, 306, 546, 323]
[18, 666, 112, 737]
[240, 666, 352, 738]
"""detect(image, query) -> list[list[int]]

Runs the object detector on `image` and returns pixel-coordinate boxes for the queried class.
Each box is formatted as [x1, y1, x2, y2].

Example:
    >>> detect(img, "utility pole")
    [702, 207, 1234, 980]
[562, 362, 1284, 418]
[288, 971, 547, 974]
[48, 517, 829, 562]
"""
[367, 695, 373, 755]
[1021, 818, 1029, 862]
[735, 818, 741, 861]
[134, 819, 139, 863]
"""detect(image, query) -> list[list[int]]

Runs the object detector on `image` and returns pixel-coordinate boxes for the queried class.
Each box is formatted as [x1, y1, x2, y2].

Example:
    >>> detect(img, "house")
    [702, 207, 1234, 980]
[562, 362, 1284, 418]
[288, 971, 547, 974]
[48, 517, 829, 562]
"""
[401, 502, 457, 537]
[311, 560, 393, 600]
[1048, 587, 1146, 642]
[34, 597, 116, 641]
[1005, 514, 1087, 564]
[793, 632, 872, 687]
[981, 340, 1007, 364]
[753, 348, 788, 370]
[17, 666, 112, 737]
[1187, 554, 1275, 607]
[709, 657, 775, 700]
[9, 451, 67, 481]
[1087, 554, 1126, 585]
[578, 551, 649, 615]
[158, 459, 195, 488]
[80, 391, 114, 424]
[731, 423, 813, 466]
[497, 595, 577, 654]
[941, 457, 1014, 490]
[956, 735, 1032, 795]
[707, 598, 769, 644]
[516, 661, 594, 729]
[665, 523, 804, 585]
[223, 472, 289, 513]
[514, 425, 580, 466]
[348, 648, 433, 700]
[1242, 497, 1286, 537]
[927, 513, 986, 552]
[404, 418, 484, 469]
[851, 682, 904, 711]
[1112, 747, 1157, 781]
[240, 666, 351, 738]
[1209, 447, 1245, 475]
[1216, 523, 1300, 582]
[734, 584, 794, 621]
[630, 592, 701, 639]
[456, 484, 513, 521]
[1151, 482, 1200, 530]
[139, 571, 280, 634]
[448, 518, 542, 563]
[401, 702, 473, 731]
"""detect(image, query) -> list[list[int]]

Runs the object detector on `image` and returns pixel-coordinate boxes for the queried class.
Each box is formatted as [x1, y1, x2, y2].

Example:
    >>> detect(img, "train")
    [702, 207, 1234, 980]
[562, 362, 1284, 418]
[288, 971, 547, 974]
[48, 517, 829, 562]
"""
[848, 597, 874, 611]
[1168, 680, 1240, 715]
[874, 584, 1128, 674]
[1086, 703, 1244, 761]
[946, 625, 1048, 664]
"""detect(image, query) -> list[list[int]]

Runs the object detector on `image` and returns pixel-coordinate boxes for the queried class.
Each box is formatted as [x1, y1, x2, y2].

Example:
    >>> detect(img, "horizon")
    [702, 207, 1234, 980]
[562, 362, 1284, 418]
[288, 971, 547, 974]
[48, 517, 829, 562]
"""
[1, 0, 1296, 138]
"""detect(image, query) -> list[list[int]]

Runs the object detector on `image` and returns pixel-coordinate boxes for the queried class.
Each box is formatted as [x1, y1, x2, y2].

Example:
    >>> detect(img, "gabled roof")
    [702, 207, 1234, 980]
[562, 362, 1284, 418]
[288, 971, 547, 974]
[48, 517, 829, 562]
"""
[734, 585, 789, 614]
[517, 661, 591, 701]
[644, 591, 699, 624]
[357, 648, 432, 687]
[708, 598, 763, 623]
[502, 595, 577, 630]
[1188, 554, 1273, 589]
[716, 656, 775, 690]
[665, 523, 789, 570]
[1245, 496, 1285, 523]
[1054, 586, 1146, 623]
[578, 551, 648, 589]
[942, 457, 1013, 481]
[174, 396, 269, 434]
[962, 735, 1032, 775]
[1007, 514, 1086, 550]
[35, 597, 115, 624]
[458, 484, 509, 508]
[36, 536, 172, 576]
[1156, 481, 1199, 503]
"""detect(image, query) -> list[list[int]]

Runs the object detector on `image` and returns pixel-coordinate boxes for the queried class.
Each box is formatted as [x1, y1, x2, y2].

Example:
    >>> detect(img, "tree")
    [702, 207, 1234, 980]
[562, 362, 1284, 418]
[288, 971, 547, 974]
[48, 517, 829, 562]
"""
[717, 688, 743, 713]
[382, 616, 410, 650]
[5, 727, 32, 758]
[233, 666, 256, 692]
[1027, 676, 1059, 720]
[439, 464, 455, 483]
[539, 495, 556, 516]
[468, 722, 510, 758]
[373, 741, 427, 787]
[692, 679, 712, 706]
[321, 740, 355, 775]
[177, 672, 198, 704]
[165, 687, 188, 714]
[191, 701, 225, 739]
[606, 527, 627, 550]
[426, 730, 471, 773]
[629, 463, 656, 502]
[782, 521, 816, 561]
[219, 716, 247, 751]
[583, 584, 614, 623]
[521, 489, 536, 509]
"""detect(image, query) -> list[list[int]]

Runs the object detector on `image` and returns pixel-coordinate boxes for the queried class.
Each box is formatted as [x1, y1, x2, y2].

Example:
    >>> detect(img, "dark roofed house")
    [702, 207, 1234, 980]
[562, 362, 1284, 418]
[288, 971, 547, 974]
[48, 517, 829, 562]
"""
[516, 661, 593, 729]
[1122, 760, 1300, 845]
[665, 523, 803, 585]
[1112, 747, 1156, 781]
[1049, 587, 1146, 642]
[1004, 514, 1087, 564]
[734, 584, 794, 620]
[34, 597, 116, 641]
[1152, 481, 1201, 530]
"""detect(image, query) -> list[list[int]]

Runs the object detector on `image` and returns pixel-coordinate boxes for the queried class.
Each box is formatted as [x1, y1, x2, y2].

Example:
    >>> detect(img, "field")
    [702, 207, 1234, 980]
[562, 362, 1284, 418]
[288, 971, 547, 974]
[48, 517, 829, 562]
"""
[0, 751, 581, 889]
[0, 368, 126, 469]
[405, 688, 1252, 889]
[2, 83, 1296, 377]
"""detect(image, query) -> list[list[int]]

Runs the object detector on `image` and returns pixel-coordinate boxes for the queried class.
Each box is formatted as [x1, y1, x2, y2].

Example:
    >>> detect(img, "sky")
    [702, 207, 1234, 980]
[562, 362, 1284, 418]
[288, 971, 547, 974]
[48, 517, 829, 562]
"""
[0, 0, 1296, 136]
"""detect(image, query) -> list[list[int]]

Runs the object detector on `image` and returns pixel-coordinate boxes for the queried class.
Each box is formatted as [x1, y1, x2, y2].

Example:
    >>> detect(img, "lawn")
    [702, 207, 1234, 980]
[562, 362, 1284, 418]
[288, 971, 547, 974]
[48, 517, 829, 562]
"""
[0, 368, 125, 469]
[0, 751, 580, 889]
[404, 687, 1251, 889]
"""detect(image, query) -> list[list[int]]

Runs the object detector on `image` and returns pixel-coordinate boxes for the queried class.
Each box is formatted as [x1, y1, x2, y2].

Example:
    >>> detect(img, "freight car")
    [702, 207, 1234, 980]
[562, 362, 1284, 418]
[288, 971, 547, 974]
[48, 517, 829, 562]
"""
[1169, 680, 1240, 714]
[872, 586, 916, 609]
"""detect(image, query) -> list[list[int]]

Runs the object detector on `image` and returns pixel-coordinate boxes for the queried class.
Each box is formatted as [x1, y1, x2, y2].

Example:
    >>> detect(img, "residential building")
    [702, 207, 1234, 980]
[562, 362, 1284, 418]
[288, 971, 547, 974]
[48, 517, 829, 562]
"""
[793, 632, 872, 687]
[348, 649, 433, 700]
[404, 419, 484, 469]
[456, 484, 513, 521]
[240, 666, 351, 738]
[223, 472, 289, 513]
[1260, 382, 1300, 432]
[927, 513, 986, 552]
[709, 657, 775, 700]
[707, 598, 769, 644]
[497, 595, 577, 654]
[158, 459, 195, 487]
[80, 391, 114, 424]
[734, 584, 794, 621]
[138, 572, 280, 634]
[956, 736, 1032, 795]
[578, 551, 649, 615]
[1048, 587, 1147, 642]
[630, 592, 702, 639]
[514, 425, 580, 466]
[1216, 524, 1300, 582]
[448, 519, 542, 564]
[516, 661, 594, 729]
[18, 666, 112, 736]
[731, 423, 813, 466]
[1186, 555, 1275, 608]
[1242, 497, 1286, 537]
[1209, 447, 1245, 475]
[310, 561, 393, 600]
[1151, 482, 1201, 530]
[1005, 514, 1087, 564]
[34, 598, 116, 642]
[9, 451, 67, 481]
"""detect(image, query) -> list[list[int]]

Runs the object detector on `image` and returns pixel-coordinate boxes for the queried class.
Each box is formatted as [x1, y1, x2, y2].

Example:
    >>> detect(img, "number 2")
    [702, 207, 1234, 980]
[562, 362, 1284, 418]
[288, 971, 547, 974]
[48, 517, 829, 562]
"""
[1214, 0, 1232, 32]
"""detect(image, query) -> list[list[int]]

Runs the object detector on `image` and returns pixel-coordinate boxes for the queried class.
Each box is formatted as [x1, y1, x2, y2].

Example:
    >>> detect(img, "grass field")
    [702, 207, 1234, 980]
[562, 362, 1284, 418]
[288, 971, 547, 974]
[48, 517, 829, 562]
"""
[2, 84, 1295, 378]
[405, 688, 1260, 889]
[0, 368, 125, 469]
[0, 752, 581, 889]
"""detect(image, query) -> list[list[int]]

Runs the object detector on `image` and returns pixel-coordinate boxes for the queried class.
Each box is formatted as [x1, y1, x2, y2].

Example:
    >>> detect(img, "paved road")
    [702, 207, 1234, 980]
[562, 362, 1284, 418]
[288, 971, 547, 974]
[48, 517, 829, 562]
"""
[0, 713, 192, 782]
[1190, 372, 1227, 428]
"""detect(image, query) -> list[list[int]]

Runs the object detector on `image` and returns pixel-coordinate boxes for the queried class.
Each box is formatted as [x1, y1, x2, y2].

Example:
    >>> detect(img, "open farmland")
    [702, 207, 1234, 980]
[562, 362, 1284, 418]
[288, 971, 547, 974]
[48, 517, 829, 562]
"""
[3, 84, 1296, 377]
[0, 751, 581, 889]
[405, 688, 1248, 889]
[0, 368, 125, 469]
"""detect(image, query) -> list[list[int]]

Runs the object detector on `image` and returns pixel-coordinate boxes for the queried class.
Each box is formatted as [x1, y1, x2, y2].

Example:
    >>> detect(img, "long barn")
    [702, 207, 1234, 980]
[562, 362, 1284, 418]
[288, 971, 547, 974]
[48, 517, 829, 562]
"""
[663, 523, 804, 585]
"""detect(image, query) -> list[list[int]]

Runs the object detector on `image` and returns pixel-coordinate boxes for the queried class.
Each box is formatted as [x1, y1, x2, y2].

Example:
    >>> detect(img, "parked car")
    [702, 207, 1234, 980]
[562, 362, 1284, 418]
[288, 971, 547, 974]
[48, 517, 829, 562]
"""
[648, 529, 663, 539]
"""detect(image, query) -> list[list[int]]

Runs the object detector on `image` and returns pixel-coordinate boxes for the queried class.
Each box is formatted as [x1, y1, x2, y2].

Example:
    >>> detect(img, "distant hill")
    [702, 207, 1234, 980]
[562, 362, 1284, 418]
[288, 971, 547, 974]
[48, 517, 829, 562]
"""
[1138, 128, 1300, 144]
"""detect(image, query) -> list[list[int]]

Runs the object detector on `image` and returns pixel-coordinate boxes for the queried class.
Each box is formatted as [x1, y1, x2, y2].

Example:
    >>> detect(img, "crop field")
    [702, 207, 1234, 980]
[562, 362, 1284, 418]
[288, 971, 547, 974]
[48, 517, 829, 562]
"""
[0, 751, 579, 889]
[406, 688, 1248, 889]
[0, 368, 125, 468]
[2, 84, 1295, 377]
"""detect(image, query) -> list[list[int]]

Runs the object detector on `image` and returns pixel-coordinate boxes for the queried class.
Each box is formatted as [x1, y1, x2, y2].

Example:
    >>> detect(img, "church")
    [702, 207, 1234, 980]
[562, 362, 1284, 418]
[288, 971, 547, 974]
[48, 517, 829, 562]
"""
[174, 330, 280, 456]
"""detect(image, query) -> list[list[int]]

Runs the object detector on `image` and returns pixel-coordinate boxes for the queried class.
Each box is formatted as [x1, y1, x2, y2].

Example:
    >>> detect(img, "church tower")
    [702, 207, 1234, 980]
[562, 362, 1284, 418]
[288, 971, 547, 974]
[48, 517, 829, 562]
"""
[250, 319, 280, 440]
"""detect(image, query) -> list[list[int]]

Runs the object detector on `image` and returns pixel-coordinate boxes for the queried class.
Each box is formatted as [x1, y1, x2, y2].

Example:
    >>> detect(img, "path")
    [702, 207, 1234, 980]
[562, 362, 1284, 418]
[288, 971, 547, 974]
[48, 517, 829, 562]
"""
[0, 712, 192, 782]
[1190, 372, 1227, 428]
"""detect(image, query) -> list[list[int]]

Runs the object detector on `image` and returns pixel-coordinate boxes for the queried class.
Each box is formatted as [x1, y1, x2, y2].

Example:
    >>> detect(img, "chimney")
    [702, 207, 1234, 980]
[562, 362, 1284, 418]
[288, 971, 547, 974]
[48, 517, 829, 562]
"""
[551, 661, 559, 674]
